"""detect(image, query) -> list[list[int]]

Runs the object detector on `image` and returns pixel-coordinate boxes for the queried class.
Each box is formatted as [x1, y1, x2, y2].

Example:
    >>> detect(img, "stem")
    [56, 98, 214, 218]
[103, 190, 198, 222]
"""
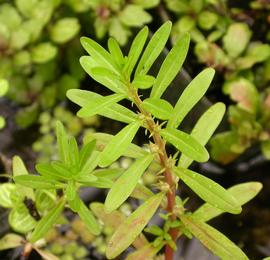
[130, 88, 177, 260]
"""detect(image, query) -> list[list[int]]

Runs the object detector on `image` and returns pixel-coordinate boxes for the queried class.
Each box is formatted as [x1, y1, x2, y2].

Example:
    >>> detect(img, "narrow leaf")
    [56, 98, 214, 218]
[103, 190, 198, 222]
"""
[67, 89, 137, 123]
[160, 128, 209, 162]
[79, 140, 96, 169]
[36, 163, 69, 181]
[193, 182, 262, 222]
[126, 244, 162, 260]
[142, 98, 173, 120]
[150, 34, 190, 99]
[80, 36, 119, 74]
[77, 93, 126, 118]
[30, 200, 65, 242]
[79, 151, 100, 175]
[124, 26, 148, 76]
[136, 21, 172, 76]
[105, 154, 154, 212]
[174, 168, 242, 214]
[34, 248, 59, 260]
[106, 192, 164, 259]
[56, 121, 69, 165]
[79, 177, 113, 188]
[108, 37, 124, 66]
[167, 68, 215, 128]
[77, 198, 101, 235]
[130, 183, 154, 201]
[132, 75, 155, 89]
[13, 175, 58, 189]
[12, 156, 28, 176]
[99, 121, 141, 167]
[68, 137, 79, 167]
[92, 168, 124, 179]
[180, 215, 248, 259]
[80, 56, 126, 94]
[178, 102, 225, 168]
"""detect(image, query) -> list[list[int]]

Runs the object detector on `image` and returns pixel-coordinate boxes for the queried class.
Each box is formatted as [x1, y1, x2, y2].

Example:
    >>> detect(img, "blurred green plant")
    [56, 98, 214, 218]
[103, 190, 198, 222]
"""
[0, 79, 9, 129]
[164, 0, 270, 164]
[0, 0, 158, 129]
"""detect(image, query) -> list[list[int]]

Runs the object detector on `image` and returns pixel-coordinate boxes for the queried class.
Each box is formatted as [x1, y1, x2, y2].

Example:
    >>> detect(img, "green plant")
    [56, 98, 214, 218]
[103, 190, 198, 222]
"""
[0, 78, 9, 129]
[4, 22, 263, 259]
[164, 0, 270, 164]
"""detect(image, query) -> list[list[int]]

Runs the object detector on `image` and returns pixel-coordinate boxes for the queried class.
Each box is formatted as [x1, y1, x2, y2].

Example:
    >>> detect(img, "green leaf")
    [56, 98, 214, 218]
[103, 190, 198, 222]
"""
[56, 121, 69, 165]
[132, 75, 155, 89]
[119, 5, 152, 27]
[106, 192, 165, 259]
[13, 175, 58, 189]
[167, 68, 215, 128]
[87, 132, 147, 158]
[31, 42, 57, 64]
[105, 154, 154, 212]
[77, 198, 101, 235]
[66, 181, 77, 201]
[92, 168, 124, 179]
[0, 183, 16, 208]
[79, 151, 100, 176]
[36, 163, 69, 181]
[193, 182, 262, 222]
[180, 215, 248, 259]
[12, 155, 28, 176]
[130, 183, 154, 201]
[124, 26, 148, 76]
[67, 89, 137, 123]
[142, 98, 173, 120]
[80, 177, 113, 188]
[108, 37, 124, 67]
[160, 128, 209, 162]
[136, 21, 172, 76]
[99, 121, 141, 167]
[68, 137, 79, 167]
[223, 23, 251, 58]
[33, 247, 59, 260]
[79, 140, 96, 169]
[50, 18, 80, 44]
[80, 36, 119, 75]
[0, 79, 9, 96]
[174, 168, 241, 214]
[126, 244, 162, 260]
[178, 102, 225, 168]
[150, 34, 190, 99]
[9, 208, 36, 234]
[0, 233, 23, 250]
[77, 93, 126, 118]
[30, 200, 65, 242]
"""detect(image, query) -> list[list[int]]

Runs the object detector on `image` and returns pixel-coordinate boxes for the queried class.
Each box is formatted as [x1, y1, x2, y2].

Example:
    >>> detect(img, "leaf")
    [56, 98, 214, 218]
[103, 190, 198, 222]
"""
[106, 192, 164, 259]
[80, 36, 119, 74]
[13, 175, 58, 189]
[66, 181, 77, 201]
[150, 34, 190, 99]
[178, 102, 225, 168]
[124, 26, 148, 76]
[9, 208, 36, 234]
[36, 163, 68, 181]
[135, 21, 172, 76]
[56, 121, 69, 165]
[108, 37, 124, 67]
[174, 168, 241, 214]
[80, 56, 126, 94]
[12, 156, 28, 176]
[0, 233, 23, 250]
[160, 128, 209, 162]
[105, 154, 154, 212]
[79, 151, 100, 175]
[0, 183, 16, 208]
[126, 244, 162, 260]
[193, 182, 262, 222]
[31, 42, 57, 64]
[180, 215, 248, 259]
[30, 200, 65, 242]
[51, 162, 73, 179]
[130, 183, 154, 201]
[88, 132, 147, 158]
[77, 93, 126, 118]
[79, 140, 96, 169]
[92, 168, 124, 179]
[132, 75, 155, 89]
[119, 5, 152, 28]
[80, 176, 113, 188]
[99, 121, 141, 167]
[67, 89, 137, 123]
[167, 68, 215, 128]
[142, 98, 173, 120]
[68, 137, 79, 167]
[77, 198, 101, 235]
[34, 247, 59, 260]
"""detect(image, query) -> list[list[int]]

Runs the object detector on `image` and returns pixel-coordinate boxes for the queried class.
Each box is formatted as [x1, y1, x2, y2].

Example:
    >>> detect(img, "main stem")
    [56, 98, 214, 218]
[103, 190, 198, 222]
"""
[130, 88, 177, 260]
